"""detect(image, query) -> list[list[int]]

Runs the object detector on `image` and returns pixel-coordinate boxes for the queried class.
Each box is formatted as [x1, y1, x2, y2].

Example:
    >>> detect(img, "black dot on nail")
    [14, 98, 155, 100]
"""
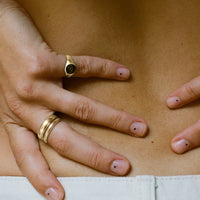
[176, 99, 179, 102]
[114, 165, 117, 168]
[120, 73, 122, 75]
[47, 193, 50, 196]
[185, 143, 188, 146]
[134, 128, 136, 130]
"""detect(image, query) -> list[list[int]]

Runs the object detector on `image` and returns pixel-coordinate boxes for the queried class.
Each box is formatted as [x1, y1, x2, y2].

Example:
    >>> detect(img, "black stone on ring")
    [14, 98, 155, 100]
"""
[66, 64, 76, 75]
[65, 55, 76, 78]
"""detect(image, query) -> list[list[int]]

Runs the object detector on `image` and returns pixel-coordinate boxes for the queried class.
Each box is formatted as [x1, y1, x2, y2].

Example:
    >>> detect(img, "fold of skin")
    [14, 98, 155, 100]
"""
[1, 0, 200, 177]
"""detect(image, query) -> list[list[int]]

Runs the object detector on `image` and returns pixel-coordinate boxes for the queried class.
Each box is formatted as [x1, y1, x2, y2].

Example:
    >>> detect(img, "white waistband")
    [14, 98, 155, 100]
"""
[0, 175, 200, 200]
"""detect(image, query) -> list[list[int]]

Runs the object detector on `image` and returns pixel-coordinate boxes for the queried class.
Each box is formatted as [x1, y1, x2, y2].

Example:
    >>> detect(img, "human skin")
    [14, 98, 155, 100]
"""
[1, 0, 200, 199]
[0, 0, 149, 199]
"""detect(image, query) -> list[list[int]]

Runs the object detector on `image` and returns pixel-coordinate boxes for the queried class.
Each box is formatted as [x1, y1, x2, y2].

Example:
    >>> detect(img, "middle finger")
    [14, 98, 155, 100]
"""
[20, 105, 131, 176]
[39, 84, 148, 137]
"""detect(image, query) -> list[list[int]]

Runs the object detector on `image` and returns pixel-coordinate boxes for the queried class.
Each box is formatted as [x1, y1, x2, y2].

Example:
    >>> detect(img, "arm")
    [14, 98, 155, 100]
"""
[0, 0, 148, 199]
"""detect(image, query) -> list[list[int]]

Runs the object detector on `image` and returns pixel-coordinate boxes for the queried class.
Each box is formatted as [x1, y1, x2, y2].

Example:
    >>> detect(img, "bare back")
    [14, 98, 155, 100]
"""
[1, 0, 200, 177]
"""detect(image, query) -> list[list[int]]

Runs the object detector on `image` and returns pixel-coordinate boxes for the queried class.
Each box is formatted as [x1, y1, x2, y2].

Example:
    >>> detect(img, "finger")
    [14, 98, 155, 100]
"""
[48, 121, 131, 176]
[5, 123, 65, 200]
[20, 106, 131, 176]
[171, 120, 200, 154]
[166, 76, 200, 109]
[38, 84, 148, 137]
[54, 55, 130, 80]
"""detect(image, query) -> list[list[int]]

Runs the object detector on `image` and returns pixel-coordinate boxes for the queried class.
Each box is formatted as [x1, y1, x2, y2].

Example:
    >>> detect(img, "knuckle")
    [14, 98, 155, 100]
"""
[89, 150, 104, 169]
[99, 61, 109, 74]
[74, 100, 95, 122]
[5, 94, 22, 116]
[184, 83, 198, 98]
[54, 135, 71, 155]
[111, 112, 125, 129]
[28, 54, 50, 76]
[1, 112, 17, 130]
[15, 80, 36, 99]
[79, 57, 91, 75]
[16, 148, 38, 169]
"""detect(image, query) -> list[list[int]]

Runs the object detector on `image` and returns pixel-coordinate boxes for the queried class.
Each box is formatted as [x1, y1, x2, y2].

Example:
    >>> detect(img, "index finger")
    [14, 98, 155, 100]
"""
[166, 76, 200, 109]
[48, 55, 130, 80]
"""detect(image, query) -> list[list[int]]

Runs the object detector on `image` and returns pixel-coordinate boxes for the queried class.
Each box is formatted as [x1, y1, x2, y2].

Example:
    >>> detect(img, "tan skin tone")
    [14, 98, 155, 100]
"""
[1, 0, 200, 199]
[0, 0, 148, 199]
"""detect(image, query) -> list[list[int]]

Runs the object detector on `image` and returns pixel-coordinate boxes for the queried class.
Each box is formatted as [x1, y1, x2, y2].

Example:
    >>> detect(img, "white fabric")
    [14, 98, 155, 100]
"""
[0, 175, 200, 199]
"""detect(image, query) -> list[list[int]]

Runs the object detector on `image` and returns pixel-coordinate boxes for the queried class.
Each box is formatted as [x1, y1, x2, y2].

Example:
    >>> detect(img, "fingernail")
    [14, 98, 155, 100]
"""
[130, 122, 147, 137]
[117, 68, 130, 78]
[45, 188, 60, 200]
[167, 96, 181, 108]
[172, 139, 190, 154]
[111, 159, 130, 175]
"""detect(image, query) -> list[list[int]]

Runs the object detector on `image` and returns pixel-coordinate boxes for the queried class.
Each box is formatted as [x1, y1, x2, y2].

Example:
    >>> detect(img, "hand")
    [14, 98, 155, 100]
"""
[0, 1, 148, 199]
[166, 76, 200, 154]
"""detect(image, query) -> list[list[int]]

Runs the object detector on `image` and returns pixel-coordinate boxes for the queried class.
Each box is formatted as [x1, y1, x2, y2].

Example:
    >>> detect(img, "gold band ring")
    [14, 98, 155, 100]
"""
[64, 55, 76, 78]
[38, 114, 61, 143]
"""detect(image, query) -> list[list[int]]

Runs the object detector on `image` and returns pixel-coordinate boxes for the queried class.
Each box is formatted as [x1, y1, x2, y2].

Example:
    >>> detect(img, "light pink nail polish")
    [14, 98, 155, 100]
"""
[45, 188, 60, 200]
[130, 122, 147, 137]
[167, 96, 181, 108]
[117, 68, 130, 78]
[172, 139, 190, 154]
[111, 160, 130, 175]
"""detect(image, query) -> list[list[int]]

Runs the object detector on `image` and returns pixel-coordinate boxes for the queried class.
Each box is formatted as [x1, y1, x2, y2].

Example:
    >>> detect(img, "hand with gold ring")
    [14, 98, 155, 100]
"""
[0, 1, 148, 199]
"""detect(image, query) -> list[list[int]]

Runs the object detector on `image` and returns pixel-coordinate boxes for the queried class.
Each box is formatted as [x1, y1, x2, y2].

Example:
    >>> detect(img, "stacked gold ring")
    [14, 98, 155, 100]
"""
[38, 114, 61, 143]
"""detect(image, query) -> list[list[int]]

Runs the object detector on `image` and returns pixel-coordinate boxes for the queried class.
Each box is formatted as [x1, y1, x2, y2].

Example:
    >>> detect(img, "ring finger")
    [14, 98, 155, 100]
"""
[20, 105, 131, 176]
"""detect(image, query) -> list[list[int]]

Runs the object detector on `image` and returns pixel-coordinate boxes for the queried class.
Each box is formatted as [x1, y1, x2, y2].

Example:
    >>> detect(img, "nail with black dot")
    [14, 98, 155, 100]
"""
[117, 68, 130, 78]
[111, 160, 129, 175]
[167, 96, 181, 108]
[130, 122, 147, 137]
[45, 188, 60, 200]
